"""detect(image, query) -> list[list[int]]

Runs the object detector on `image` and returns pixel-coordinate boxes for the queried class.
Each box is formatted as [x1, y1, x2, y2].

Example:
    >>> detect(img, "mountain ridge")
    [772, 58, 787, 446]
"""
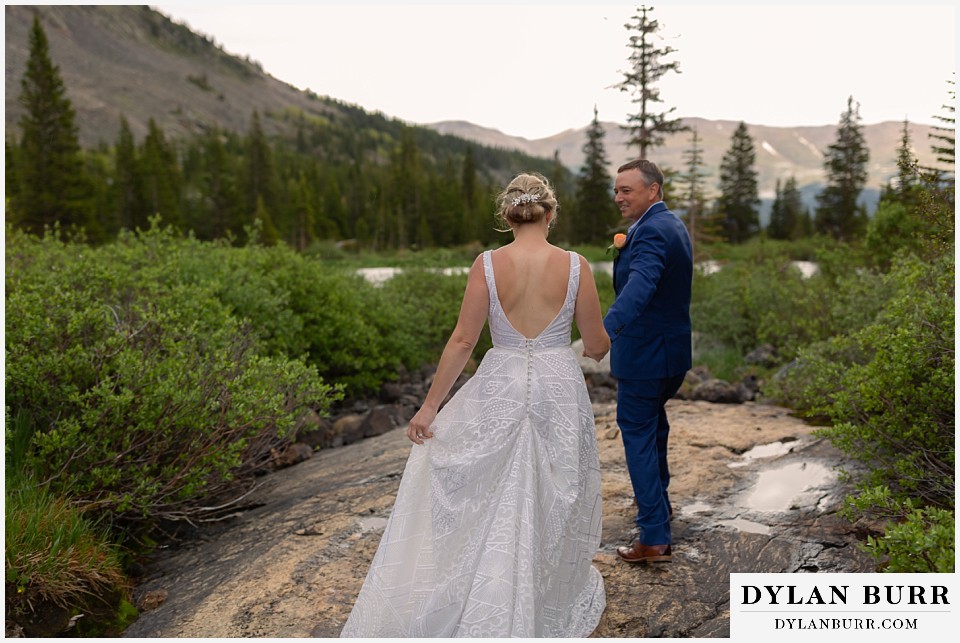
[6, 5, 942, 216]
[424, 118, 938, 203]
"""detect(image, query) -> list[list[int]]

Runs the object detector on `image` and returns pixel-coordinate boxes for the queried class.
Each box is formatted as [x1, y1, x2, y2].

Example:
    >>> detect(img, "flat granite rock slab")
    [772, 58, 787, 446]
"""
[123, 400, 875, 638]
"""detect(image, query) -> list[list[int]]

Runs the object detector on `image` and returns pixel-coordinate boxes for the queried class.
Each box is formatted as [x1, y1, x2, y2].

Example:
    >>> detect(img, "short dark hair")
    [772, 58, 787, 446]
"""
[617, 159, 664, 198]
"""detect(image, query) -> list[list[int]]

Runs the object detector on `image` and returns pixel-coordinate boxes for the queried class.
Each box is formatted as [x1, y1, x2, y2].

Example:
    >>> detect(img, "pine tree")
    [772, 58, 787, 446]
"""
[895, 119, 918, 198]
[287, 171, 317, 251]
[389, 128, 423, 249]
[5, 139, 21, 209]
[815, 96, 869, 241]
[548, 149, 574, 243]
[322, 174, 347, 238]
[425, 160, 461, 247]
[928, 77, 955, 170]
[202, 126, 239, 240]
[113, 115, 142, 231]
[15, 14, 94, 235]
[140, 118, 181, 227]
[879, 119, 920, 208]
[616, 5, 687, 159]
[715, 122, 760, 243]
[676, 127, 716, 254]
[460, 147, 478, 243]
[252, 195, 280, 246]
[574, 107, 616, 244]
[245, 111, 280, 229]
[768, 176, 808, 240]
[768, 178, 785, 239]
[922, 77, 955, 205]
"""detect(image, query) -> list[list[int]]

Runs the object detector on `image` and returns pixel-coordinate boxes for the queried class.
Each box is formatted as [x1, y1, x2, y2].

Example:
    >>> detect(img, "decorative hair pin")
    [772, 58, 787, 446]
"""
[511, 193, 541, 207]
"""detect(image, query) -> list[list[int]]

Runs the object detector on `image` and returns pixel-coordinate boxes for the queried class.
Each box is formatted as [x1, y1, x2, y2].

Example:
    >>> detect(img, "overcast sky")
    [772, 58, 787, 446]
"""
[153, 1, 956, 140]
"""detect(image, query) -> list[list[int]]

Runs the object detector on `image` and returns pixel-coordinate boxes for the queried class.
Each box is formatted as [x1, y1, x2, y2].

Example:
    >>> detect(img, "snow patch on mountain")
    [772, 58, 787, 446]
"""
[795, 135, 824, 158]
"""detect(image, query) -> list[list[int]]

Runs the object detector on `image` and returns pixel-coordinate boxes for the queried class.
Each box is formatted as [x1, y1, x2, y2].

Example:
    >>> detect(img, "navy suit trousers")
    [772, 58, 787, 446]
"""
[616, 373, 685, 545]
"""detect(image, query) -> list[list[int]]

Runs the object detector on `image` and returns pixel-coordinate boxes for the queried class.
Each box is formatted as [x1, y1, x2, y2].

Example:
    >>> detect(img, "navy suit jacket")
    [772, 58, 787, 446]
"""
[603, 201, 693, 381]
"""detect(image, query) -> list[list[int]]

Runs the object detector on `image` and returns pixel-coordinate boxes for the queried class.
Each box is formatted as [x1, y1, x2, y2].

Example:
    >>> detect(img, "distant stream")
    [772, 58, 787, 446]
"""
[356, 261, 819, 285]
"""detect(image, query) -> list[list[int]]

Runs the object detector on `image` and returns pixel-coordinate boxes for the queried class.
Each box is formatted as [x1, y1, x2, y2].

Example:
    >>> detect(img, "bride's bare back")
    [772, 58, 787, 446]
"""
[490, 245, 571, 339]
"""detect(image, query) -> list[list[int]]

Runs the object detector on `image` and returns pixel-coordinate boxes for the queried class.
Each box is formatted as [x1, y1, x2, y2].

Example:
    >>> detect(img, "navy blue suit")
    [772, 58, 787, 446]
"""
[603, 201, 692, 545]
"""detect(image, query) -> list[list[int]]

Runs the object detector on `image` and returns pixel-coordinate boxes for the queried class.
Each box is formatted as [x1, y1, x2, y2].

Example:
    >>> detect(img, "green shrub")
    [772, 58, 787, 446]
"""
[844, 486, 954, 573]
[694, 341, 744, 383]
[379, 269, 478, 367]
[5, 226, 337, 525]
[772, 253, 954, 571]
[865, 201, 925, 269]
[783, 253, 953, 506]
[276, 257, 408, 394]
[866, 507, 955, 573]
[691, 238, 889, 366]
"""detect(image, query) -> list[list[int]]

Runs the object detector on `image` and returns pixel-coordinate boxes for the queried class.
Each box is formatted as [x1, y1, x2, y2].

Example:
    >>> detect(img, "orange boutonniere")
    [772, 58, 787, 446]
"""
[607, 233, 627, 259]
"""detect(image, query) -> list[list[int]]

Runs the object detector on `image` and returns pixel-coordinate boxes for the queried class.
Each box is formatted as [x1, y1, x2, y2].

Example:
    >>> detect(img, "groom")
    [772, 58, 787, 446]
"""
[603, 159, 693, 564]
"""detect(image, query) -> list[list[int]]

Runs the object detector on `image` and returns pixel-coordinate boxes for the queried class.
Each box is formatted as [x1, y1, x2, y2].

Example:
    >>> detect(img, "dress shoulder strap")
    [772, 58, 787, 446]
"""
[481, 250, 499, 311]
[568, 251, 581, 298]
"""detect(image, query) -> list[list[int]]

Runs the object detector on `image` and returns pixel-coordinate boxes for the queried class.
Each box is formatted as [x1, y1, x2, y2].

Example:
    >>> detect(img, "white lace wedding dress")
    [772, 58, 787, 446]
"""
[340, 250, 605, 638]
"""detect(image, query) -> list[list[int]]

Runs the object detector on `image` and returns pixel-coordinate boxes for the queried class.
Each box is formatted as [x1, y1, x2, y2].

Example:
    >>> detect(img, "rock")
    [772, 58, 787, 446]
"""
[691, 378, 742, 404]
[774, 359, 801, 381]
[379, 382, 403, 403]
[333, 414, 366, 446]
[270, 442, 313, 470]
[737, 374, 760, 402]
[137, 589, 169, 612]
[745, 344, 778, 368]
[351, 401, 371, 414]
[384, 404, 414, 426]
[399, 394, 421, 407]
[571, 338, 611, 374]
[591, 386, 617, 403]
[585, 371, 616, 390]
[5, 619, 24, 638]
[121, 400, 875, 639]
[676, 366, 711, 400]
[689, 364, 711, 382]
[295, 411, 334, 450]
[11, 594, 72, 637]
[605, 427, 621, 440]
[360, 407, 396, 438]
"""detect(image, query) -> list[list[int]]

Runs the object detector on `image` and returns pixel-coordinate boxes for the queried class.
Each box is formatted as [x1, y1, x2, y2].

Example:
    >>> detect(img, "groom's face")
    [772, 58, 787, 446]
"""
[614, 169, 660, 222]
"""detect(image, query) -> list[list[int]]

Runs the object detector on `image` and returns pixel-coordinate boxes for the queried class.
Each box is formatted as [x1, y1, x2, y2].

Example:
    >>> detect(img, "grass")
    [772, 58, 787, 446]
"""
[695, 341, 746, 383]
[5, 472, 128, 611]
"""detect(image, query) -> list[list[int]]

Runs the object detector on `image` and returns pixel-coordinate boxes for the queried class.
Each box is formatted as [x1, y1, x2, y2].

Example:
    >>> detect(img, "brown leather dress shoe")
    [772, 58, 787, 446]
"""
[617, 540, 672, 563]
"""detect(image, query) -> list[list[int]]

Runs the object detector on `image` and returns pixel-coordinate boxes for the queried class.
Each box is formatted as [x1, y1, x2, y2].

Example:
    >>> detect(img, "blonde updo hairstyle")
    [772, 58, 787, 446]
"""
[494, 172, 559, 232]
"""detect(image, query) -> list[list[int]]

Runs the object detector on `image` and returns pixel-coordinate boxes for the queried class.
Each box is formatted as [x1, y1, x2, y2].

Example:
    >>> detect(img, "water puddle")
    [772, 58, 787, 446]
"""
[740, 461, 834, 512]
[728, 440, 797, 468]
[681, 501, 713, 515]
[358, 516, 388, 533]
[356, 266, 470, 286]
[718, 518, 771, 535]
[792, 261, 819, 279]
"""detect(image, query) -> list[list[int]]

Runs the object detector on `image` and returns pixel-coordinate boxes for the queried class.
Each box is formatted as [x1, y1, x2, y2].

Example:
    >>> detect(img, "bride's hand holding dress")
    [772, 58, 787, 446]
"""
[406, 255, 488, 446]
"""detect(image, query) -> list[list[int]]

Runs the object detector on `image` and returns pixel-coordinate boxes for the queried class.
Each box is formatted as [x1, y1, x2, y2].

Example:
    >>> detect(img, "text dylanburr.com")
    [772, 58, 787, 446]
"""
[730, 573, 957, 640]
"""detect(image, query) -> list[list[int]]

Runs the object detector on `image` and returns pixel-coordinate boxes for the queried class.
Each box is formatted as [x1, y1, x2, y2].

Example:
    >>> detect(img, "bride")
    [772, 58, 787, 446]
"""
[340, 173, 610, 638]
